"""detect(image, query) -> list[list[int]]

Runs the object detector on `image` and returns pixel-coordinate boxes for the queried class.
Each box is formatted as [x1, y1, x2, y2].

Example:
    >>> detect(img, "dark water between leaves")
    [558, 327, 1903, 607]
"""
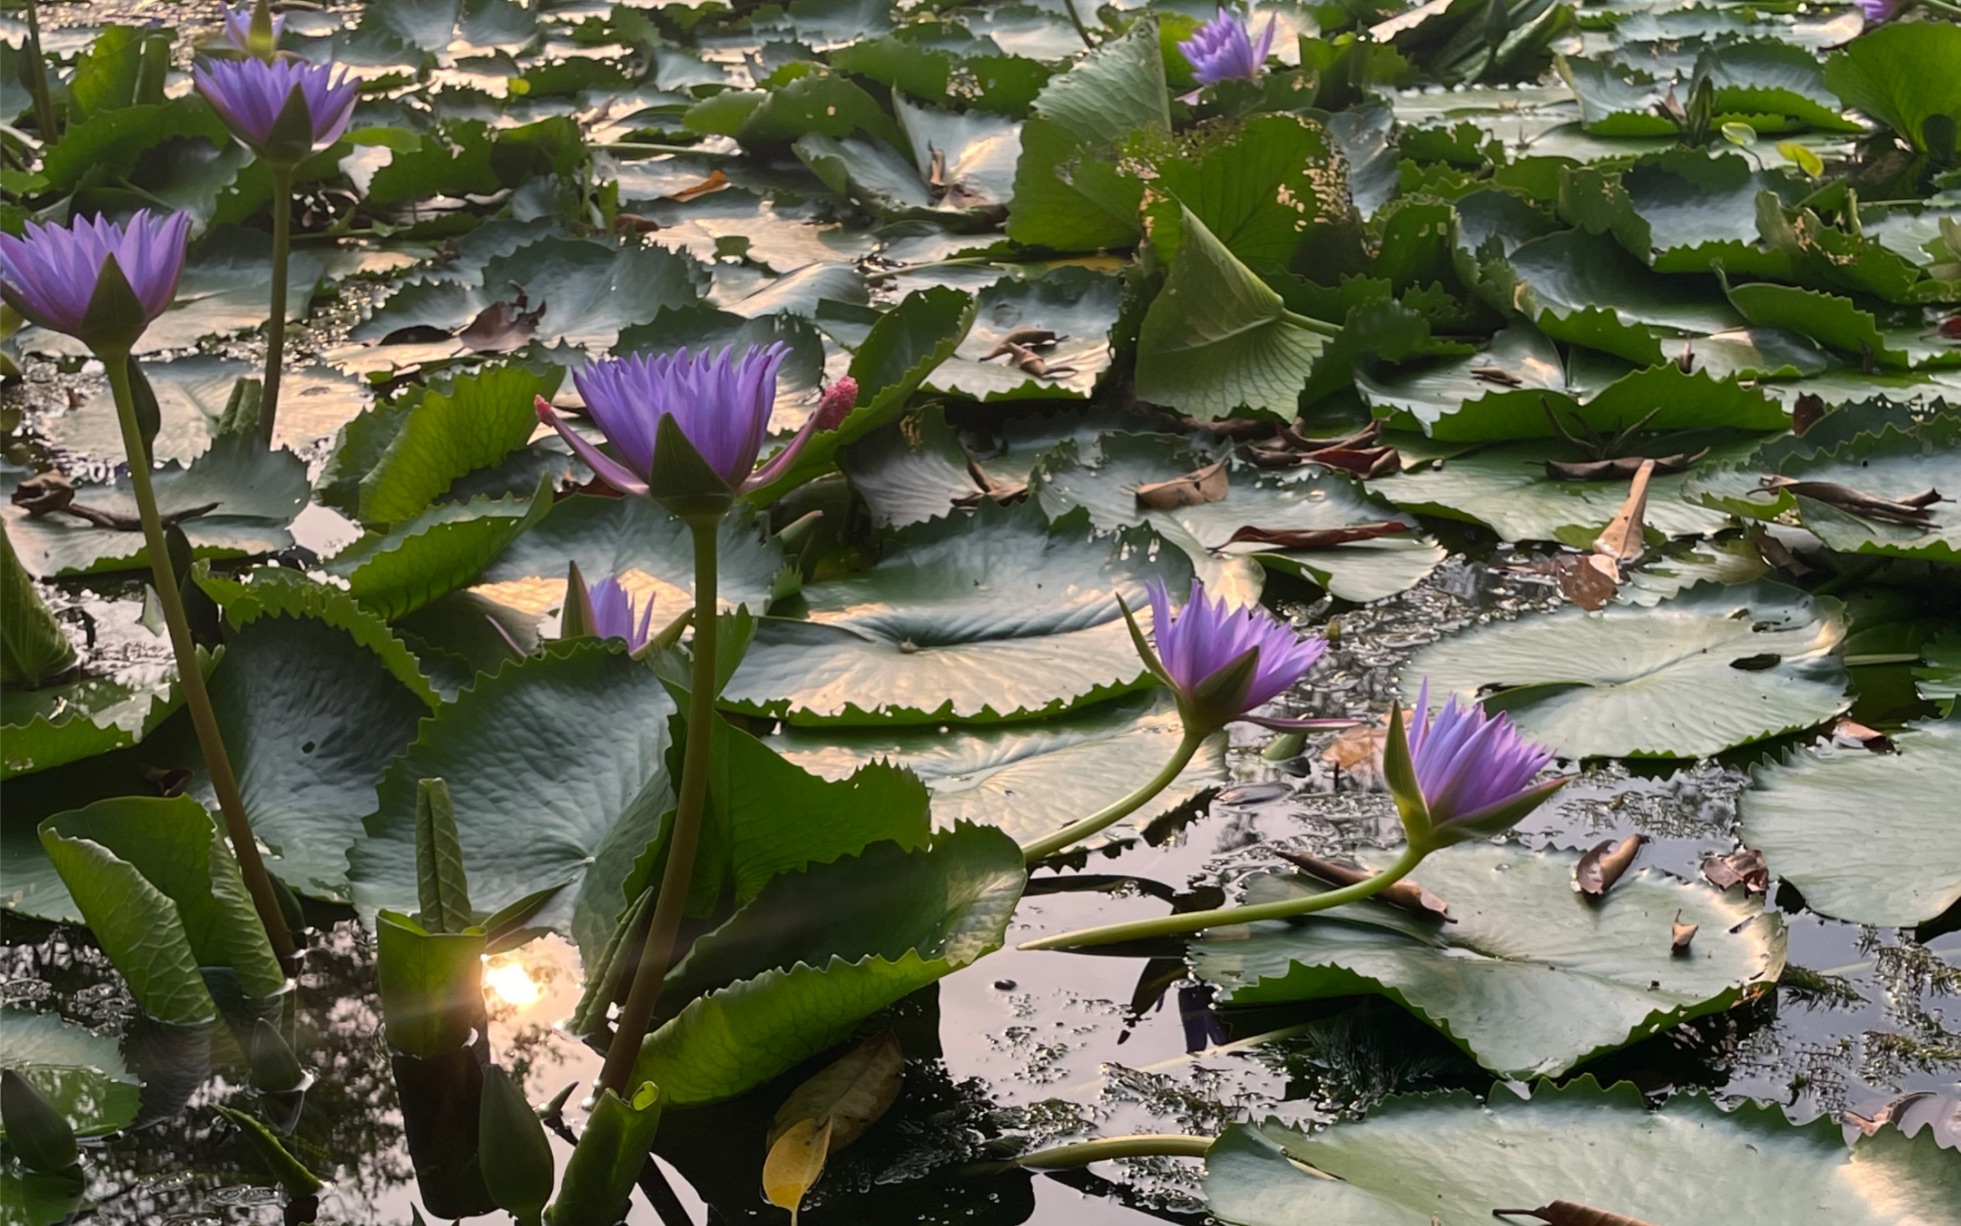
[5, 554, 1954, 1225]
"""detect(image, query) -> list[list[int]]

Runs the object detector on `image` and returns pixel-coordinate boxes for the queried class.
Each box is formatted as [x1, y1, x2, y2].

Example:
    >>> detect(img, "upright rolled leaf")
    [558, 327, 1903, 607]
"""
[376, 910, 485, 1058]
[415, 778, 474, 935]
[548, 1081, 663, 1226]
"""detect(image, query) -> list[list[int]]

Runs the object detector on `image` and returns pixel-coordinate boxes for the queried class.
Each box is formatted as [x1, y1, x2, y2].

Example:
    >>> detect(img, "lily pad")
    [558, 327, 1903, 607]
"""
[56, 357, 370, 464]
[1738, 719, 1961, 928]
[474, 495, 790, 624]
[1403, 580, 1849, 759]
[1205, 1078, 1958, 1226]
[773, 691, 1227, 848]
[0, 1009, 141, 1139]
[1193, 841, 1785, 1078]
[1032, 432, 1444, 607]
[1, 670, 185, 782]
[349, 641, 677, 948]
[2, 433, 310, 578]
[925, 267, 1119, 401]
[329, 488, 553, 622]
[633, 823, 1025, 1105]
[722, 500, 1190, 725]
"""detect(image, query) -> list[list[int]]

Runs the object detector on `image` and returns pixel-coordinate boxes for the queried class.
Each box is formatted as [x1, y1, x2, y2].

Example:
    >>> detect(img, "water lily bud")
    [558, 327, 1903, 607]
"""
[815, 375, 858, 430]
[223, 0, 285, 57]
[2, 1069, 79, 1174]
[479, 1064, 554, 1226]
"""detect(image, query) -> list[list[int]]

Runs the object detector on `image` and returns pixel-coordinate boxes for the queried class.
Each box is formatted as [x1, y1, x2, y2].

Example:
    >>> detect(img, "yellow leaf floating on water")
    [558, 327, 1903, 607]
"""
[763, 1116, 833, 1223]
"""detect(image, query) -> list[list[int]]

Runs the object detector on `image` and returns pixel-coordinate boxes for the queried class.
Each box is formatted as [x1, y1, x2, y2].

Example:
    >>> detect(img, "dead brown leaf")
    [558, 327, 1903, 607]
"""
[1471, 365, 1524, 387]
[1830, 717, 1896, 752]
[1223, 521, 1412, 550]
[1701, 847, 1768, 894]
[613, 212, 663, 233]
[1551, 552, 1621, 611]
[981, 328, 1061, 360]
[1592, 459, 1655, 564]
[664, 169, 730, 202]
[1940, 315, 1961, 340]
[1275, 849, 1451, 921]
[1493, 1200, 1664, 1226]
[1748, 527, 1809, 577]
[1791, 392, 1826, 437]
[1543, 451, 1707, 481]
[950, 453, 1029, 509]
[1322, 719, 1390, 778]
[1136, 460, 1229, 509]
[1574, 834, 1646, 897]
[10, 471, 75, 516]
[457, 294, 546, 354]
[1762, 476, 1941, 526]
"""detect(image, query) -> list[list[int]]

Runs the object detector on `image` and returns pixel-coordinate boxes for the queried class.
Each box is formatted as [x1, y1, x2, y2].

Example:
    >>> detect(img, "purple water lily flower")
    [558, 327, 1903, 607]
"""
[581, 574, 656, 654]
[538, 345, 849, 505]
[222, 3, 285, 53]
[0, 210, 191, 349]
[1140, 577, 1344, 732]
[1392, 680, 1566, 847]
[194, 58, 358, 163]
[1179, 8, 1277, 86]
[1857, 0, 1904, 21]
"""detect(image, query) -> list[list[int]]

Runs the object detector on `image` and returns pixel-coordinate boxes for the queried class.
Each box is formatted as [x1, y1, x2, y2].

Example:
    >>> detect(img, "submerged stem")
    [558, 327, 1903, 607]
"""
[1019, 730, 1205, 862]
[597, 517, 720, 1097]
[102, 352, 295, 961]
[1019, 842, 1430, 950]
[260, 165, 293, 449]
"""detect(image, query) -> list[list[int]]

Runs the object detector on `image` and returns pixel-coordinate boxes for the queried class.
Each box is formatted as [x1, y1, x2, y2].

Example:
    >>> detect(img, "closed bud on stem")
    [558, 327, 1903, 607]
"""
[1386, 680, 1569, 852]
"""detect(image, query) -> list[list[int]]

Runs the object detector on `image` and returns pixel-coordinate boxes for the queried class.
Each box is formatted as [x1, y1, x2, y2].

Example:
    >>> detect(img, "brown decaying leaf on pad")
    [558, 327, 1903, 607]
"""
[1671, 913, 1697, 955]
[1471, 365, 1524, 386]
[1574, 834, 1646, 897]
[1136, 459, 1228, 509]
[1492, 1200, 1665, 1226]
[457, 293, 546, 354]
[1701, 847, 1768, 894]
[1592, 458, 1654, 565]
[665, 169, 730, 202]
[1543, 451, 1707, 482]
[1830, 717, 1895, 753]
[1548, 552, 1619, 612]
[951, 453, 1029, 510]
[1274, 848, 1452, 921]
[1761, 476, 1942, 527]
[1790, 391, 1826, 437]
[981, 328, 1060, 360]
[1223, 520, 1411, 550]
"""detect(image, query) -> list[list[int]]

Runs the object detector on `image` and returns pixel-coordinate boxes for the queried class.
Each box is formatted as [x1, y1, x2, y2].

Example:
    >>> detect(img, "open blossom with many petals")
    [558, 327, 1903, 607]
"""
[194, 58, 358, 164]
[222, 3, 285, 53]
[537, 346, 853, 507]
[0, 210, 192, 350]
[1178, 8, 1277, 86]
[580, 574, 656, 654]
[1141, 577, 1341, 732]
[1392, 680, 1566, 847]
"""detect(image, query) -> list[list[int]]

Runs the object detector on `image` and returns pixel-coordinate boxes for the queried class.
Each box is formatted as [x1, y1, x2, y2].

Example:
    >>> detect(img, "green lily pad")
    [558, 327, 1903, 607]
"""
[1356, 322, 1788, 441]
[1726, 282, 1961, 372]
[1507, 229, 1743, 365]
[1032, 432, 1444, 607]
[1204, 1078, 1958, 1226]
[1738, 718, 1961, 928]
[1, 670, 185, 782]
[352, 365, 564, 528]
[773, 691, 1227, 848]
[330, 488, 553, 622]
[1134, 205, 1336, 421]
[1404, 580, 1849, 759]
[633, 823, 1025, 1105]
[41, 795, 287, 1025]
[349, 641, 677, 949]
[724, 500, 1190, 725]
[0, 1009, 141, 1139]
[56, 356, 370, 464]
[2, 432, 309, 578]
[1374, 434, 1757, 543]
[355, 236, 709, 352]
[1193, 841, 1785, 1078]
[925, 267, 1119, 401]
[1689, 419, 1961, 564]
[474, 495, 790, 625]
[1824, 20, 1961, 155]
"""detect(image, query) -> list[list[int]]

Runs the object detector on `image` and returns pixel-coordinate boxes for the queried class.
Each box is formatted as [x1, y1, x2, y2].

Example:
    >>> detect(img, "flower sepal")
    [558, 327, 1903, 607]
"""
[1179, 643, 1263, 736]
[76, 254, 153, 356]
[260, 81, 320, 165]
[1421, 776, 1570, 847]
[649, 413, 737, 522]
[1116, 594, 1173, 687]
[1382, 702, 1436, 850]
[559, 561, 598, 640]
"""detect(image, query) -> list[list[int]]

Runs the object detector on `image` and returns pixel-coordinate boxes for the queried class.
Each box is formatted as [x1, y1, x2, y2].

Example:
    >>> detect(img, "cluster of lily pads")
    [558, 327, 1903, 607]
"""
[2, 0, 1959, 1222]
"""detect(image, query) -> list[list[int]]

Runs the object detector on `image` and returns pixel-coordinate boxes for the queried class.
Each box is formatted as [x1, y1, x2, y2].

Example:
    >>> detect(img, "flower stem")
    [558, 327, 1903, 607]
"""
[1016, 1134, 1214, 1169]
[23, 0, 58, 142]
[260, 164, 293, 450]
[102, 352, 295, 962]
[597, 516, 719, 1098]
[1019, 842, 1430, 950]
[1061, 0, 1096, 48]
[1019, 730, 1205, 862]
